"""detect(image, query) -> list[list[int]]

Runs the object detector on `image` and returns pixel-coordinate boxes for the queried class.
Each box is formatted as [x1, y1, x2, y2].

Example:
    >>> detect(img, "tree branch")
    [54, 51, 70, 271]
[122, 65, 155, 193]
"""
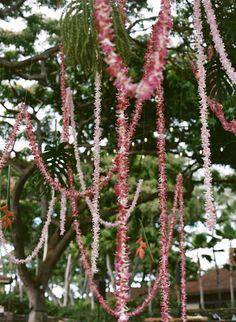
[127, 16, 157, 32]
[0, 45, 59, 70]
[0, 0, 27, 19]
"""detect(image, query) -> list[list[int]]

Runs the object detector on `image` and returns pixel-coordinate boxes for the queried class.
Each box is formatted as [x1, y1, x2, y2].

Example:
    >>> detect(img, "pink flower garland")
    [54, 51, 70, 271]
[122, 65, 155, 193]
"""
[178, 175, 187, 322]
[194, 0, 216, 230]
[0, 104, 26, 170]
[156, 88, 170, 322]
[94, 0, 172, 101]
[129, 174, 186, 317]
[59, 192, 67, 235]
[0, 191, 56, 264]
[99, 179, 143, 229]
[202, 0, 236, 85]
[91, 72, 102, 273]
[25, 109, 67, 194]
[207, 98, 236, 136]
[24, 107, 103, 199]
[71, 194, 117, 317]
[192, 63, 236, 137]
[59, 44, 70, 142]
[68, 76, 102, 273]
[114, 92, 130, 322]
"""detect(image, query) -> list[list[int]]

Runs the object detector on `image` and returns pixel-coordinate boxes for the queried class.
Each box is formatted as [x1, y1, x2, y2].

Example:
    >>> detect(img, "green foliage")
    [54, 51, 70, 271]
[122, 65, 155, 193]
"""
[192, 233, 207, 248]
[60, 0, 131, 72]
[29, 142, 76, 196]
[0, 293, 28, 315]
[216, 223, 236, 240]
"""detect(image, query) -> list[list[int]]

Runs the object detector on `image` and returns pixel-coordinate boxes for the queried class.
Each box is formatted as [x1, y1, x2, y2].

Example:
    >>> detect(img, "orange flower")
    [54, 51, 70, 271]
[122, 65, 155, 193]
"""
[0, 205, 14, 229]
[135, 236, 147, 260]
[0, 205, 7, 212]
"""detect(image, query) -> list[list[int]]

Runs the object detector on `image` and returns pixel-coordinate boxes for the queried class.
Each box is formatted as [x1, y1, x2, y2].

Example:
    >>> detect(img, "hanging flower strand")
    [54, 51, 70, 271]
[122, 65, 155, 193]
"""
[94, 0, 172, 101]
[71, 195, 117, 317]
[156, 88, 170, 322]
[194, 0, 216, 230]
[59, 44, 70, 142]
[192, 63, 236, 137]
[177, 175, 187, 322]
[0, 104, 26, 170]
[129, 174, 186, 317]
[0, 191, 56, 264]
[202, 0, 236, 85]
[114, 91, 130, 322]
[59, 192, 67, 235]
[91, 72, 102, 273]
[67, 76, 102, 273]
[207, 98, 236, 136]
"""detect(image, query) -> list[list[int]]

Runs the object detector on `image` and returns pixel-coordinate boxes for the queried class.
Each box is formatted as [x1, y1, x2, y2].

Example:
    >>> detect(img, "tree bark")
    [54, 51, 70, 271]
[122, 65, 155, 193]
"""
[27, 287, 48, 322]
[229, 243, 235, 308]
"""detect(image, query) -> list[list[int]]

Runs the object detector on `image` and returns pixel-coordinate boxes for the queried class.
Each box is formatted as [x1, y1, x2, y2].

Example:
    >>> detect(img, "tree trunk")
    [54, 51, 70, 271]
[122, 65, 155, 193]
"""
[229, 243, 235, 308]
[63, 253, 72, 306]
[27, 287, 47, 322]
[198, 256, 205, 310]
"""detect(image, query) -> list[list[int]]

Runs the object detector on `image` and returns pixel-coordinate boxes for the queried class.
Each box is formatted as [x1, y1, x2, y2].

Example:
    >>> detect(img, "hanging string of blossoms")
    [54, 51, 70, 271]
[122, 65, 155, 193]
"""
[67, 78, 104, 272]
[156, 87, 170, 322]
[194, 0, 216, 230]
[128, 174, 186, 317]
[71, 196, 117, 317]
[192, 62, 236, 138]
[178, 175, 187, 322]
[114, 91, 130, 322]
[24, 106, 102, 199]
[91, 72, 102, 273]
[0, 105, 26, 170]
[207, 98, 236, 136]
[97, 179, 143, 229]
[59, 44, 70, 142]
[59, 192, 67, 235]
[201, 0, 236, 85]
[94, 0, 172, 100]
[0, 191, 55, 264]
